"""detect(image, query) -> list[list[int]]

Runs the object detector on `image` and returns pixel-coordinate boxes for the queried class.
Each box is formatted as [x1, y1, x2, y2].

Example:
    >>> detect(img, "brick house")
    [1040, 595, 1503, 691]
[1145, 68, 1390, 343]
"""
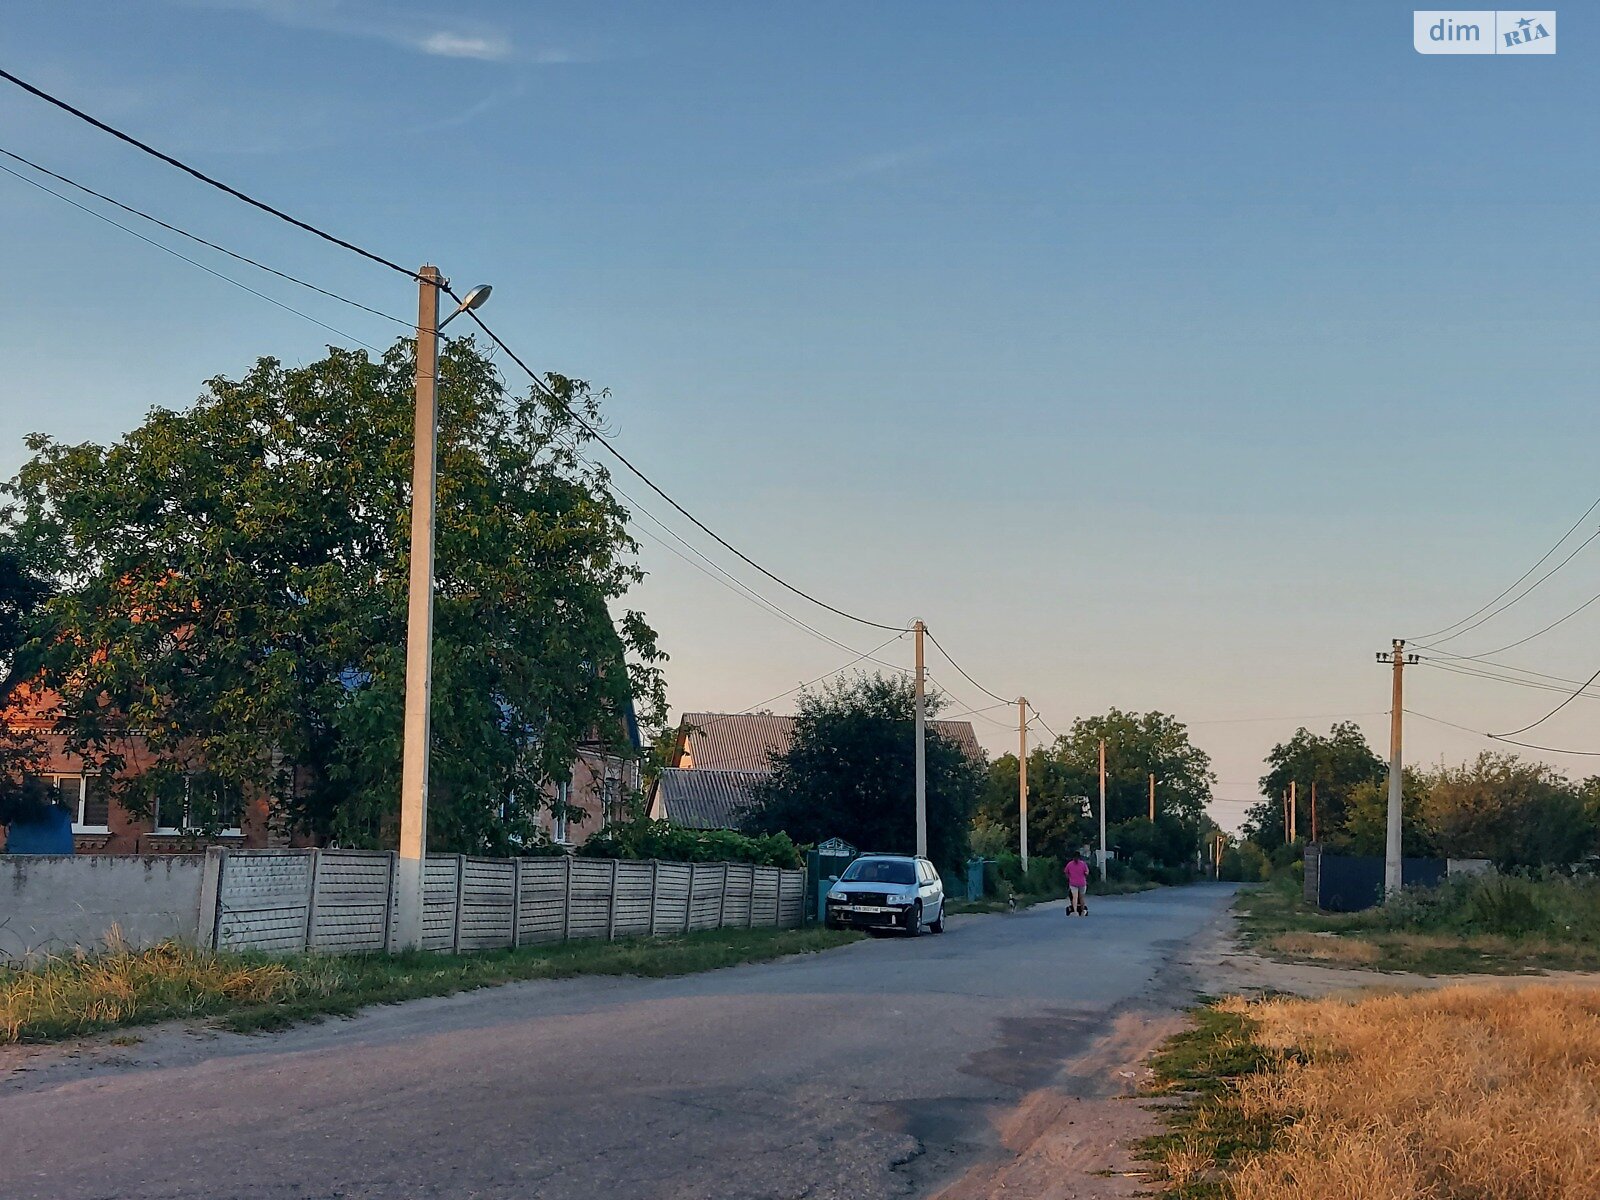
[1, 681, 642, 854]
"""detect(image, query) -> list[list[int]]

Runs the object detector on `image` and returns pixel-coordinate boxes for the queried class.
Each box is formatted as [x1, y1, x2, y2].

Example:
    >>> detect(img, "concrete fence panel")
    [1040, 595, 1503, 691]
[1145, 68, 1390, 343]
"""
[196, 849, 803, 957]
[1, 854, 205, 965]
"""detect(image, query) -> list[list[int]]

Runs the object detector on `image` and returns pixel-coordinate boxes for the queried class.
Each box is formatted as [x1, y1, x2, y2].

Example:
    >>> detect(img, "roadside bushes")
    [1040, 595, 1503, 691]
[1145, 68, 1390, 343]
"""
[576, 819, 802, 869]
[990, 851, 1065, 898]
[1363, 872, 1600, 940]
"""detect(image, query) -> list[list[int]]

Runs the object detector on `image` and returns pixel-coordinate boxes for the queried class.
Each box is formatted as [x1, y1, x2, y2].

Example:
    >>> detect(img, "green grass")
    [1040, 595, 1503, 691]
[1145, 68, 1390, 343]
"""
[1235, 873, 1600, 975]
[1139, 1002, 1286, 1200]
[0, 925, 861, 1045]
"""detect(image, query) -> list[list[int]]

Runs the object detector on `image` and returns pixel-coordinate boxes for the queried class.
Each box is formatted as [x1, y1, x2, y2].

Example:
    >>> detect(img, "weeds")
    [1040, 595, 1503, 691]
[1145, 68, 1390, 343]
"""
[0, 925, 859, 1044]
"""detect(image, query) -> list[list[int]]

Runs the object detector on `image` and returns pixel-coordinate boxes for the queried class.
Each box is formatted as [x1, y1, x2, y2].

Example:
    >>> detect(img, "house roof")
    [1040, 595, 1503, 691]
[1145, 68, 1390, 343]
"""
[654, 768, 763, 830]
[676, 712, 985, 771]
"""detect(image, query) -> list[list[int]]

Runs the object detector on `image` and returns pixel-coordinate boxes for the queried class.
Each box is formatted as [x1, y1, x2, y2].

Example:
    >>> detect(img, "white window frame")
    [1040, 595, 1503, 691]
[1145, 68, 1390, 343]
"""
[26, 773, 110, 834]
[552, 781, 571, 845]
[152, 776, 243, 837]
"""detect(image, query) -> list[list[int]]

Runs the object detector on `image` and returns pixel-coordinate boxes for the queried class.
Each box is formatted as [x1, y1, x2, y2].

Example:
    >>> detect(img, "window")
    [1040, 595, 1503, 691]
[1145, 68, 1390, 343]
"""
[24, 774, 110, 832]
[840, 858, 916, 885]
[552, 781, 571, 845]
[153, 776, 243, 835]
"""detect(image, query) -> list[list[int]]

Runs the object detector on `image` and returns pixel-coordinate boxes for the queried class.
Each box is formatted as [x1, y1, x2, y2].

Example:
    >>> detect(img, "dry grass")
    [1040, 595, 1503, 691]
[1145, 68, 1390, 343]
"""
[1266, 932, 1382, 965]
[1226, 986, 1600, 1200]
[0, 937, 293, 1043]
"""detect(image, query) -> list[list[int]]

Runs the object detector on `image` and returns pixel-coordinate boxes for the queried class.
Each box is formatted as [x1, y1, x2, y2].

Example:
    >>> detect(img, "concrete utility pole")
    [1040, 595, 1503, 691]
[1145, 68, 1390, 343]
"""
[1289, 780, 1297, 842]
[913, 619, 927, 859]
[1377, 639, 1417, 897]
[1018, 696, 1029, 869]
[1310, 780, 1318, 843]
[1097, 737, 1108, 882]
[1148, 773, 1156, 822]
[395, 264, 443, 951]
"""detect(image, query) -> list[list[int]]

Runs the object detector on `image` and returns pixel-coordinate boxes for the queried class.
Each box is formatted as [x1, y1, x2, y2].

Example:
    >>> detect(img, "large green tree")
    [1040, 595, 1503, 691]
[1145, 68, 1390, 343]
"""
[1246, 722, 1385, 848]
[742, 672, 984, 871]
[977, 709, 1214, 868]
[1419, 752, 1593, 868]
[2, 337, 664, 851]
[0, 543, 54, 825]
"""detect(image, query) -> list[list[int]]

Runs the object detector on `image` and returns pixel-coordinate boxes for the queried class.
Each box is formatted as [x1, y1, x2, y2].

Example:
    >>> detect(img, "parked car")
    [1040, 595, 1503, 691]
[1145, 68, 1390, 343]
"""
[824, 854, 945, 935]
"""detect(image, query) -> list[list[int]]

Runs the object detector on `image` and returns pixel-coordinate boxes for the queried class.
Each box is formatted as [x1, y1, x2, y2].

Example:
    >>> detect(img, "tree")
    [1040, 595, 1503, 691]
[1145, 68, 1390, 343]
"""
[1246, 722, 1384, 849]
[974, 749, 1092, 862]
[1419, 752, 1593, 869]
[1342, 773, 1436, 858]
[742, 672, 984, 871]
[976, 709, 1214, 868]
[0, 542, 54, 825]
[2, 337, 665, 851]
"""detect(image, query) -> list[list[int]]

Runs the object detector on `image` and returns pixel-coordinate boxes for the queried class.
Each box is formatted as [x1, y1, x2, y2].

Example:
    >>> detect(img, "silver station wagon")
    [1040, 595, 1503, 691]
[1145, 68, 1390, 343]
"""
[824, 854, 946, 935]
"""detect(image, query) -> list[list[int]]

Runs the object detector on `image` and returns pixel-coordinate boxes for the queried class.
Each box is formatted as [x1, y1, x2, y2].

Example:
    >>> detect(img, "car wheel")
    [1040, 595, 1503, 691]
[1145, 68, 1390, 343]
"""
[930, 906, 945, 934]
[905, 903, 922, 937]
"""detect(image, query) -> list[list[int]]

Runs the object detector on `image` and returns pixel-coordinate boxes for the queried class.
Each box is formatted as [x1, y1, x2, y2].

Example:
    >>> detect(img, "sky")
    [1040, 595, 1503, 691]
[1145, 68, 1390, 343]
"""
[2, 2, 1597, 833]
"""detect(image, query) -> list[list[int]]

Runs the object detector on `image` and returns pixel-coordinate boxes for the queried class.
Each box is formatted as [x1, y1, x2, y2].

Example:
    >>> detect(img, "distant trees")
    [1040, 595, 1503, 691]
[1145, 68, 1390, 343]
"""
[975, 708, 1214, 870]
[1248, 725, 1600, 869]
[742, 673, 984, 870]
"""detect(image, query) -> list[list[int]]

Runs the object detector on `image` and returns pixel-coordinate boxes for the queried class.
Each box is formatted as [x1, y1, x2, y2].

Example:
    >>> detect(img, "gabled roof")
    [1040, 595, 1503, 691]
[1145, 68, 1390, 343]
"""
[653, 768, 762, 830]
[676, 712, 985, 771]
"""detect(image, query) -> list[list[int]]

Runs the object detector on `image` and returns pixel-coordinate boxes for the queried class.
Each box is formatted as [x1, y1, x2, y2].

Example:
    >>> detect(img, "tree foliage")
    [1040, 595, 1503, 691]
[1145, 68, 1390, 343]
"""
[975, 708, 1214, 868]
[1246, 722, 1384, 846]
[2, 337, 664, 852]
[741, 672, 983, 871]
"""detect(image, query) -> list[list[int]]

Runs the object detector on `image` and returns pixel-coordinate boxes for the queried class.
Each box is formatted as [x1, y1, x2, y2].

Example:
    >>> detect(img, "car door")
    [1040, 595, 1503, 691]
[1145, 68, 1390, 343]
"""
[925, 862, 943, 921]
[918, 859, 941, 922]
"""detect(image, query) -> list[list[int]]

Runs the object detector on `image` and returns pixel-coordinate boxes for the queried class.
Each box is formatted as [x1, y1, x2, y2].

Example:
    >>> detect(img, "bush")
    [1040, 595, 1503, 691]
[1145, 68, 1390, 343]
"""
[576, 819, 802, 869]
[1363, 872, 1600, 939]
[1220, 843, 1271, 882]
[992, 852, 1066, 897]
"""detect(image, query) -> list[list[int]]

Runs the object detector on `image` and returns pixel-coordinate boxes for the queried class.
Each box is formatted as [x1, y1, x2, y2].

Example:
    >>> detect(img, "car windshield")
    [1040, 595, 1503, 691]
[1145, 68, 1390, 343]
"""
[841, 858, 915, 885]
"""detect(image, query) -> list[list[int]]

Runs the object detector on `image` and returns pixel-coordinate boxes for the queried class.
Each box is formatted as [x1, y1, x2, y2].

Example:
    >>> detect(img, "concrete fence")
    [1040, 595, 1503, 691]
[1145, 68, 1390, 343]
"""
[2, 854, 205, 965]
[204, 849, 806, 955]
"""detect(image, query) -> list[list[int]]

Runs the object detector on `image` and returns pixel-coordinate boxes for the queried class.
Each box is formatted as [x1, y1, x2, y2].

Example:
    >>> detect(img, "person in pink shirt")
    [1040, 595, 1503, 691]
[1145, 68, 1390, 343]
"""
[1063, 851, 1091, 916]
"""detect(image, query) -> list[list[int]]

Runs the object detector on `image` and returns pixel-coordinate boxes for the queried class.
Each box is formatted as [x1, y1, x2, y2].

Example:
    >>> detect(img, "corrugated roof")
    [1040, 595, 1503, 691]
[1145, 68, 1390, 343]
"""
[676, 712, 985, 770]
[654, 768, 763, 830]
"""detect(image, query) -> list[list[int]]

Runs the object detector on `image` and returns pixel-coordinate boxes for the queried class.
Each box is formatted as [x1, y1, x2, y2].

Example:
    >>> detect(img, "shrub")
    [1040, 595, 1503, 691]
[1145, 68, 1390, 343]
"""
[1361, 872, 1600, 939]
[576, 819, 802, 869]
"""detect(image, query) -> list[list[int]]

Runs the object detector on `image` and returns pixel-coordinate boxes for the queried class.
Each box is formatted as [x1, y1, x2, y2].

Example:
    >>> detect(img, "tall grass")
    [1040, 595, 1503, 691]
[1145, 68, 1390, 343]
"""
[1364, 872, 1600, 939]
[1148, 986, 1600, 1199]
[1231, 985, 1600, 1199]
[1, 925, 859, 1044]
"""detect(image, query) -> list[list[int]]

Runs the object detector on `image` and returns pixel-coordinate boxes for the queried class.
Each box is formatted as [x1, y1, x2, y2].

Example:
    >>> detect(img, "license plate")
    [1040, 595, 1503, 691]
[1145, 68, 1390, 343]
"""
[844, 905, 895, 914]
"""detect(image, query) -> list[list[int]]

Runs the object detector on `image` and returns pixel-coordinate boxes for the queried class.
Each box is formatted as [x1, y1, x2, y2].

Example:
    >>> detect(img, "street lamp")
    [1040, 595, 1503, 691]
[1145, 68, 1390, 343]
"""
[395, 265, 491, 951]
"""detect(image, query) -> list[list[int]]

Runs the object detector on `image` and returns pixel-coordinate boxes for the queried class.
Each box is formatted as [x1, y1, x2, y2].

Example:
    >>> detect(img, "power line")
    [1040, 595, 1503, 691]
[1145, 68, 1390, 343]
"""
[1409, 490, 1600, 642]
[1493, 661, 1600, 738]
[700, 632, 910, 728]
[1415, 657, 1600, 701]
[1407, 709, 1600, 757]
[0, 158, 380, 351]
[921, 626, 1013, 705]
[1415, 649, 1600, 691]
[0, 145, 411, 329]
[1418, 587, 1600, 661]
[1417, 523, 1600, 648]
[459, 306, 907, 633]
[0, 66, 418, 281]
[1184, 710, 1387, 726]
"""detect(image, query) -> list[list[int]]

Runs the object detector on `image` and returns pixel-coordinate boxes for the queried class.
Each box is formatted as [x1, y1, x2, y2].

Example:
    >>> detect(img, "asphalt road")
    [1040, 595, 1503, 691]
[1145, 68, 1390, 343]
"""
[1, 884, 1238, 1200]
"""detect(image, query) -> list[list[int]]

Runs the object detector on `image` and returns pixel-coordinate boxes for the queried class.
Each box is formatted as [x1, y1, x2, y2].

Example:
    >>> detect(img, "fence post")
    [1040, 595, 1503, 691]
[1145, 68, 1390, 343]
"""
[383, 850, 398, 953]
[648, 859, 659, 937]
[511, 858, 524, 950]
[685, 862, 696, 933]
[717, 862, 730, 929]
[302, 848, 322, 953]
[561, 854, 573, 942]
[607, 858, 620, 940]
[452, 854, 467, 954]
[197, 846, 227, 951]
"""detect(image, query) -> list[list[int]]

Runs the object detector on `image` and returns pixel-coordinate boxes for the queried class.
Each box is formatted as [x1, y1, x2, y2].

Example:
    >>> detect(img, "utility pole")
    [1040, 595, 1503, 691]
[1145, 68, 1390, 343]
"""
[1310, 780, 1318, 844]
[1376, 639, 1417, 897]
[1148, 773, 1156, 822]
[395, 264, 442, 951]
[1018, 696, 1029, 869]
[1289, 780, 1297, 843]
[1097, 737, 1108, 882]
[913, 619, 927, 859]
[1282, 789, 1290, 845]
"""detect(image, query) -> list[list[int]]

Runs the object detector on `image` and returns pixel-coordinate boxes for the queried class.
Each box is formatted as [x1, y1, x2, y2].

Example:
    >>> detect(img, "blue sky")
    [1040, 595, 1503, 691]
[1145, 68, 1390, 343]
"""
[2, 2, 1597, 830]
